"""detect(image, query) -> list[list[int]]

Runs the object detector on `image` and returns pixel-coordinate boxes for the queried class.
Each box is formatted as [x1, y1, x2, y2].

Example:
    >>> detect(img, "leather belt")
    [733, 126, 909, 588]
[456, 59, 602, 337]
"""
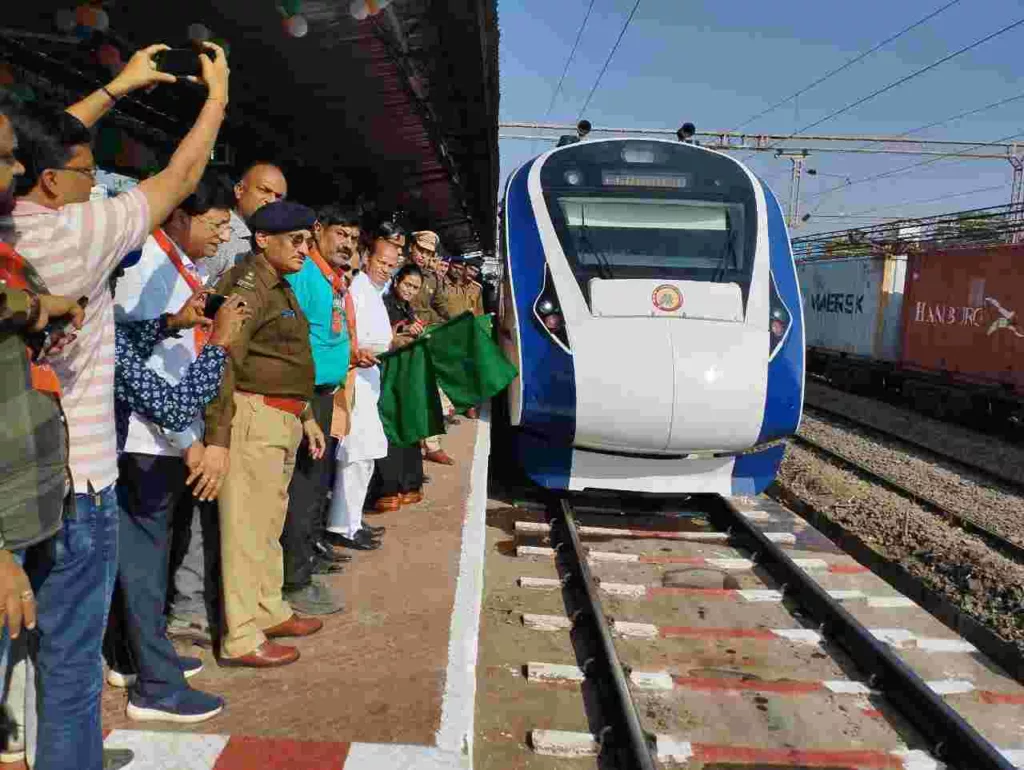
[241, 391, 308, 417]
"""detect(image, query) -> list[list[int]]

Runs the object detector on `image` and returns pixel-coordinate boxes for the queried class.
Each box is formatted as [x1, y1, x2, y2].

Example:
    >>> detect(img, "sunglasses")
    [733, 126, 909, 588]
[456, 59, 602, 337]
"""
[287, 233, 315, 248]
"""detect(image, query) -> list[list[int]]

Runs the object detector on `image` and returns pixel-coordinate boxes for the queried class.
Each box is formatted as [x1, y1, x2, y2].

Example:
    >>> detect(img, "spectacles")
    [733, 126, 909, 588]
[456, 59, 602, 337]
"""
[288, 233, 315, 248]
[56, 165, 98, 181]
[194, 214, 232, 235]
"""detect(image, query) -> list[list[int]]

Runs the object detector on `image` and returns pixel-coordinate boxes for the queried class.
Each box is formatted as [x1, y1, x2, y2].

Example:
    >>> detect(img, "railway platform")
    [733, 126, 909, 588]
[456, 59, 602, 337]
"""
[58, 417, 491, 770]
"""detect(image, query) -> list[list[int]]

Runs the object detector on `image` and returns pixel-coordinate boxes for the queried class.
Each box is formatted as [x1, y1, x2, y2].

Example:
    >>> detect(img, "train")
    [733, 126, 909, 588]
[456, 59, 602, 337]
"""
[496, 134, 805, 496]
[798, 244, 1024, 430]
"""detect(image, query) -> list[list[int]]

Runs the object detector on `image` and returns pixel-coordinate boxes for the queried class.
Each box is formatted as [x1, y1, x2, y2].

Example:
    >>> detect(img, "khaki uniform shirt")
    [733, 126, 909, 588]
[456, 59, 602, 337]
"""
[205, 252, 315, 448]
[410, 271, 449, 325]
[443, 281, 485, 318]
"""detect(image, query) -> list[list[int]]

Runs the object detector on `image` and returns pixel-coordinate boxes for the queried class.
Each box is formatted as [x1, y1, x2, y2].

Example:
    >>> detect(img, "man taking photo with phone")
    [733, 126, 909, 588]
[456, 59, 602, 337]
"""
[1, 40, 230, 770]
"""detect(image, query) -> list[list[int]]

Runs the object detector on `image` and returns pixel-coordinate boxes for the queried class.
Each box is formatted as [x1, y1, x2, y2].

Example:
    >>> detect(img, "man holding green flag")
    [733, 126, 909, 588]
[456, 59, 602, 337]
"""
[377, 311, 517, 447]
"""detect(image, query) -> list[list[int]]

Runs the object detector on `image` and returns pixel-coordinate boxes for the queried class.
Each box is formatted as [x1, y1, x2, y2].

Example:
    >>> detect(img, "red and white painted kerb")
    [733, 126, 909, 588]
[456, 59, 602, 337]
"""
[516, 545, 868, 573]
[520, 613, 978, 652]
[518, 576, 916, 607]
[529, 729, 1024, 768]
[102, 731, 468, 770]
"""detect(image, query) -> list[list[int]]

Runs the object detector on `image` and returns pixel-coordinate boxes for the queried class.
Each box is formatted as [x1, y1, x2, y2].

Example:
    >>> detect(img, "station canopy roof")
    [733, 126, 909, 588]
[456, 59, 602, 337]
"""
[0, 1, 499, 255]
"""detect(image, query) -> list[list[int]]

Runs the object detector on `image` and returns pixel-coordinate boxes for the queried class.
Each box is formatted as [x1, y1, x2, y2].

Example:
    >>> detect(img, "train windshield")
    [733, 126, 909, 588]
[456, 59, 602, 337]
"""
[540, 140, 757, 305]
[555, 196, 745, 276]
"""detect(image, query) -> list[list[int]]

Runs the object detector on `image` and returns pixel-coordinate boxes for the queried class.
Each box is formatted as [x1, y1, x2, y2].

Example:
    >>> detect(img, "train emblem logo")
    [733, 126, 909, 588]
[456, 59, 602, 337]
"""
[652, 284, 683, 312]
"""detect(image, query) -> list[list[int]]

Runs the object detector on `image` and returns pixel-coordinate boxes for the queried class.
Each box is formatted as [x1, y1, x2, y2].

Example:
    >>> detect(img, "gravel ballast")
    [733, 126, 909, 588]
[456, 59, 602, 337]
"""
[777, 443, 1024, 652]
[804, 381, 1024, 487]
[798, 412, 1024, 548]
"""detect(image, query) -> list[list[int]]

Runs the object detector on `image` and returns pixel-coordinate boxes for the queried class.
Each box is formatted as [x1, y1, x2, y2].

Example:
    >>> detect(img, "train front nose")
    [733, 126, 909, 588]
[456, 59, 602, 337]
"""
[570, 279, 768, 454]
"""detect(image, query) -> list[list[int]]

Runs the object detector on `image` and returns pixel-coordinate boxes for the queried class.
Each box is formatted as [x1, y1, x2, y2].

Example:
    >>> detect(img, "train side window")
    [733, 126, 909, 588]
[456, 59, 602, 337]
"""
[968, 277, 985, 307]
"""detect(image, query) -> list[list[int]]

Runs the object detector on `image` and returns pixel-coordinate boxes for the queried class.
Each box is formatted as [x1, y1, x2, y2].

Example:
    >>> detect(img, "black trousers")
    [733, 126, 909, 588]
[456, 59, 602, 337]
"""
[103, 453, 189, 699]
[371, 442, 424, 499]
[281, 388, 334, 591]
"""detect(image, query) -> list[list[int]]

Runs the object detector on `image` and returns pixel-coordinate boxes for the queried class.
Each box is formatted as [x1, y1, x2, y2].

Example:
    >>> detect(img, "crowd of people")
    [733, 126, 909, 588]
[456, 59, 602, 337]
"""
[0, 41, 491, 770]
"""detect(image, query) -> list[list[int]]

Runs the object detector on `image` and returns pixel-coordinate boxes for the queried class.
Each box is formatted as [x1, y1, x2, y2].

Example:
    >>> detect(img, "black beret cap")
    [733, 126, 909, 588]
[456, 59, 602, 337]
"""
[248, 201, 316, 234]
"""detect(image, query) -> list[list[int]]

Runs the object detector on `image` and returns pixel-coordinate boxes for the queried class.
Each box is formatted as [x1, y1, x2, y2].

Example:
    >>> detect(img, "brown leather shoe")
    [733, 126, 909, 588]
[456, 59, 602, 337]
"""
[374, 495, 402, 512]
[400, 490, 423, 505]
[220, 641, 299, 668]
[263, 614, 324, 639]
[424, 449, 455, 466]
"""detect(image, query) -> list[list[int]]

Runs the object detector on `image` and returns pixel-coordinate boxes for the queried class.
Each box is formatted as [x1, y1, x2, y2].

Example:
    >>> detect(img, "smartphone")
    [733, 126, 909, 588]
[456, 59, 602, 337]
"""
[30, 296, 88, 362]
[154, 48, 201, 78]
[203, 293, 228, 319]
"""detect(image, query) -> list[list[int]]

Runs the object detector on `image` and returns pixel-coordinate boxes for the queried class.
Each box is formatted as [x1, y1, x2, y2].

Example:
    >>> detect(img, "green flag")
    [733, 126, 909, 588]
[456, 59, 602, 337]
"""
[424, 312, 519, 411]
[378, 335, 445, 447]
[377, 312, 518, 445]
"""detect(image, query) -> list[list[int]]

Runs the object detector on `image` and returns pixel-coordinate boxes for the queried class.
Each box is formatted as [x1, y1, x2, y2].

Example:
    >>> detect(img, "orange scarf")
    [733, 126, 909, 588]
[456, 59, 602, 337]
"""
[308, 246, 358, 347]
[152, 229, 209, 352]
[0, 243, 62, 396]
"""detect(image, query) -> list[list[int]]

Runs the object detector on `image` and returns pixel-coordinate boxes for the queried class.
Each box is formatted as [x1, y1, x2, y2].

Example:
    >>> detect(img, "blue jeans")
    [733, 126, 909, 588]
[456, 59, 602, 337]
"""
[104, 454, 189, 701]
[22, 485, 119, 770]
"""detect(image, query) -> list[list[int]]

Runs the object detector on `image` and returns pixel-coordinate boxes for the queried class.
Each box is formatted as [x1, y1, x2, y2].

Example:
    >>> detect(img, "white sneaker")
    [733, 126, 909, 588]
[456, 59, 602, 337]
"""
[107, 656, 204, 688]
[0, 746, 25, 765]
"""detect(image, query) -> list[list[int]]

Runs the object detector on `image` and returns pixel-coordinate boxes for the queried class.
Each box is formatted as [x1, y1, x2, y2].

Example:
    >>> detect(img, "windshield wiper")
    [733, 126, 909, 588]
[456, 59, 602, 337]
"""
[711, 213, 738, 283]
[577, 207, 615, 280]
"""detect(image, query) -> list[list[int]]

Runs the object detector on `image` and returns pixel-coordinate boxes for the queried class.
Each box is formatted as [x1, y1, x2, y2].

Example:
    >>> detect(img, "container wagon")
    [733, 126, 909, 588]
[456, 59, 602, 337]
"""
[797, 244, 1024, 431]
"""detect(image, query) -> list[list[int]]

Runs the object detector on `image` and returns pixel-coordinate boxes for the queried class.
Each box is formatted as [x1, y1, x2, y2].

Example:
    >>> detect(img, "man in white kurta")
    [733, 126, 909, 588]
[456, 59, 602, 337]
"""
[324, 238, 399, 549]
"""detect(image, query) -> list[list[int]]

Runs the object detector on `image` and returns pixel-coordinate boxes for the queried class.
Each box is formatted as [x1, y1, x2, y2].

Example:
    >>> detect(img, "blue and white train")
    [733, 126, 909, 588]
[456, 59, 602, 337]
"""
[497, 136, 804, 496]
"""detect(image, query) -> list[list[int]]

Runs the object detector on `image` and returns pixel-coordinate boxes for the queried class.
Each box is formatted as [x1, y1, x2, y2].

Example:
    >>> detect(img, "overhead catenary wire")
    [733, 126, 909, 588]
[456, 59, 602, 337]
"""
[872, 90, 1024, 143]
[575, 0, 642, 120]
[762, 15, 1024, 152]
[794, 96, 1024, 221]
[804, 126, 1024, 205]
[730, 0, 961, 132]
[543, 0, 597, 120]
[811, 182, 1007, 219]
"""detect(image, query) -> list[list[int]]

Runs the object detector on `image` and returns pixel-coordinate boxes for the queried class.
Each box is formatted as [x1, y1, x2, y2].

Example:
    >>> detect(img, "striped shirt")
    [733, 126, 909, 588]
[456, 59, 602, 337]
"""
[0, 190, 151, 492]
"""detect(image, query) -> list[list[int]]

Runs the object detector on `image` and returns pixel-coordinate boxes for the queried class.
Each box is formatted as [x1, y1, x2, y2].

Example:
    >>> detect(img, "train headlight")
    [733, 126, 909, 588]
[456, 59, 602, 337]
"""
[768, 273, 792, 361]
[543, 313, 564, 331]
[533, 266, 572, 354]
[564, 169, 583, 186]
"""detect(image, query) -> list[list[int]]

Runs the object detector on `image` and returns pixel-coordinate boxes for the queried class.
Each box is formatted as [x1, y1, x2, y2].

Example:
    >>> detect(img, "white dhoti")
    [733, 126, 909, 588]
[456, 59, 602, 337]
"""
[326, 366, 388, 538]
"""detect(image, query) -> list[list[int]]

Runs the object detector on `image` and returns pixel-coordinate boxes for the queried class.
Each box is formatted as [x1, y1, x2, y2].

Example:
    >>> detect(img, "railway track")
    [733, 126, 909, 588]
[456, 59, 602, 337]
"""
[508, 493, 1024, 769]
[789, 432, 1024, 564]
[802, 400, 1024, 496]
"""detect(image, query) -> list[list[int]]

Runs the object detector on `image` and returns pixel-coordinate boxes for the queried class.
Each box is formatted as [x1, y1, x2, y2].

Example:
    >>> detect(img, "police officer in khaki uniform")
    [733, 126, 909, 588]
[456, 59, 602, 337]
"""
[194, 201, 327, 668]
[407, 231, 449, 325]
[443, 255, 485, 318]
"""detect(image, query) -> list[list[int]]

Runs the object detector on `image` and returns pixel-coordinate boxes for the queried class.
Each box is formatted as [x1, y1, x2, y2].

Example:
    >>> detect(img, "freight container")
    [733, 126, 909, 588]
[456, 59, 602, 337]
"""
[901, 244, 1024, 396]
[797, 255, 907, 362]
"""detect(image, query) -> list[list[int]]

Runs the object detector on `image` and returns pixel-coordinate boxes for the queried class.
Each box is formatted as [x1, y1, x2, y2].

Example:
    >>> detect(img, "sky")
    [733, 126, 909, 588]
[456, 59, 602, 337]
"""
[496, 0, 1024, 236]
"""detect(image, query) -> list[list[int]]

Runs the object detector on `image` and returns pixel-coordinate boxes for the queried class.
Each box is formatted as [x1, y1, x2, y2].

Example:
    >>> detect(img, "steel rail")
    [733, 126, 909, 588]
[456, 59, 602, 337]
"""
[803, 401, 1024, 495]
[551, 498, 656, 770]
[790, 432, 1024, 563]
[706, 495, 1015, 770]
